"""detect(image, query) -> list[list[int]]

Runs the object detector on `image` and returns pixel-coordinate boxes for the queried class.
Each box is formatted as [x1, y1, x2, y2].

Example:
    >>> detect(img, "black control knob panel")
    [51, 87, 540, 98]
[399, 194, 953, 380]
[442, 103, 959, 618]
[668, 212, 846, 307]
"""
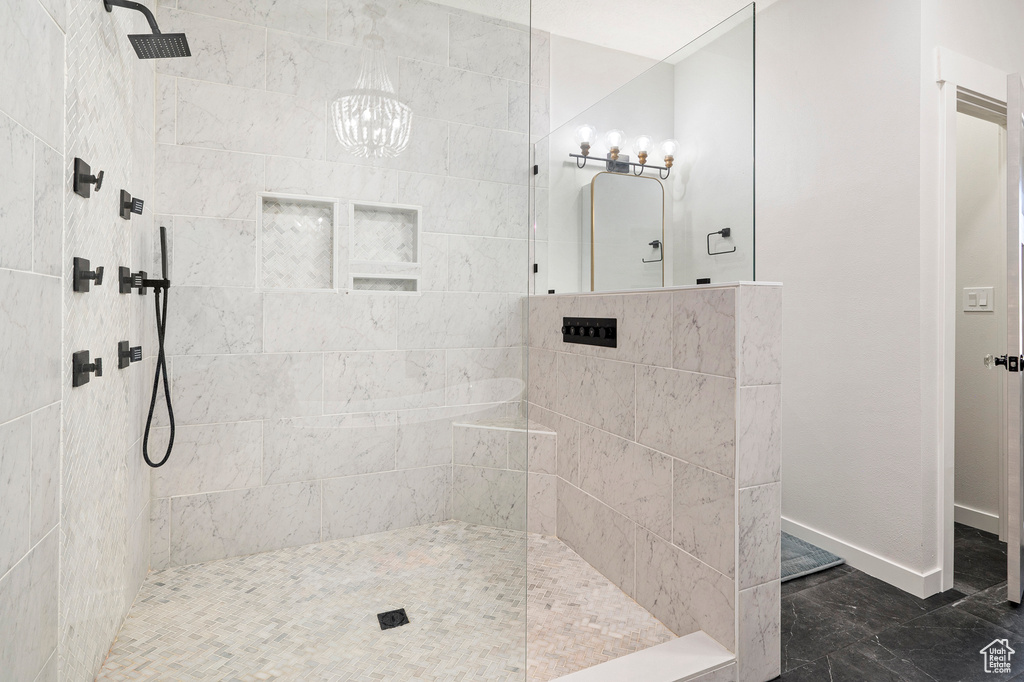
[562, 317, 617, 348]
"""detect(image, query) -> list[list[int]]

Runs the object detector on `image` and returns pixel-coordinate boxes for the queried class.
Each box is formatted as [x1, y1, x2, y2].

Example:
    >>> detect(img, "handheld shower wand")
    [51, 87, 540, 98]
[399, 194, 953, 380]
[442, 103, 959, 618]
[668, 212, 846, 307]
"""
[143, 226, 174, 468]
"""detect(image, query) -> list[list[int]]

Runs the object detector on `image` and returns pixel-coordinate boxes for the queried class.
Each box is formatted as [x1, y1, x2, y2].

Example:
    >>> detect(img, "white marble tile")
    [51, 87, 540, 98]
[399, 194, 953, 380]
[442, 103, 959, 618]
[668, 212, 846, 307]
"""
[178, 0, 326, 37]
[452, 424, 507, 468]
[419, 232, 448, 292]
[529, 404, 579, 485]
[673, 461, 735, 579]
[155, 144, 264, 219]
[0, 0, 63, 148]
[528, 347, 557, 411]
[265, 156, 398, 202]
[396, 173, 513, 238]
[0, 113, 35, 271]
[0, 529, 57, 682]
[264, 293, 397, 352]
[266, 31, 381, 101]
[693, 663, 737, 682]
[126, 507, 151, 608]
[673, 287, 737, 378]
[176, 79, 324, 159]
[165, 286, 263, 355]
[394, 403, 506, 469]
[37, 0, 65, 31]
[397, 292, 508, 349]
[636, 365, 736, 477]
[327, 0, 448, 65]
[449, 124, 530, 185]
[738, 286, 782, 387]
[446, 346, 523, 406]
[508, 428, 556, 474]
[0, 415, 31, 577]
[327, 114, 449, 174]
[322, 467, 447, 539]
[150, 498, 170, 571]
[448, 14, 529, 82]
[453, 465, 526, 531]
[150, 422, 263, 497]
[527, 293, 571, 351]
[507, 82, 549, 138]
[172, 353, 323, 424]
[738, 483, 782, 590]
[738, 580, 781, 682]
[557, 479, 634, 593]
[635, 529, 735, 649]
[397, 59, 507, 129]
[619, 292, 674, 368]
[170, 482, 321, 566]
[448, 235, 528, 293]
[34, 651, 57, 682]
[531, 29, 550, 87]
[264, 412, 396, 484]
[30, 404, 59, 544]
[0, 271, 60, 424]
[737, 385, 782, 488]
[556, 354, 635, 439]
[171, 216, 256, 287]
[633, 445, 673, 541]
[32, 138, 61, 277]
[528, 472, 557, 535]
[323, 350, 444, 413]
[155, 8, 267, 88]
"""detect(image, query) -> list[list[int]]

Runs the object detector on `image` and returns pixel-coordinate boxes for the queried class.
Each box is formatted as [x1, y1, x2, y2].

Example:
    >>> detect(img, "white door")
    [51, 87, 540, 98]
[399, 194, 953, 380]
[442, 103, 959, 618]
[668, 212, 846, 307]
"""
[1006, 73, 1024, 604]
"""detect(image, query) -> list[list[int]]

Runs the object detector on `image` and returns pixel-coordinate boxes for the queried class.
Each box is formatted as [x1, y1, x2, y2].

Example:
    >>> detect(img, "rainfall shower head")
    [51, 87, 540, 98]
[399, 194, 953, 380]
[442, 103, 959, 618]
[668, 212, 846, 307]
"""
[103, 0, 191, 59]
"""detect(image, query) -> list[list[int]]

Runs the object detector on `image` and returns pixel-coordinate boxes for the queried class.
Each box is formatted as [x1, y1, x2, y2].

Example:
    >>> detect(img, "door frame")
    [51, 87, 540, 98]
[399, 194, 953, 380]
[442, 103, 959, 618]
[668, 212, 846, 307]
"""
[936, 48, 1011, 592]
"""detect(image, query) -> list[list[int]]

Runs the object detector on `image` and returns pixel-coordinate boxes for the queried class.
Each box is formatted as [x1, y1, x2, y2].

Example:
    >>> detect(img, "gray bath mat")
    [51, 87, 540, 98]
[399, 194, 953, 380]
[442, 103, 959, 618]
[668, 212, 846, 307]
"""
[781, 532, 845, 582]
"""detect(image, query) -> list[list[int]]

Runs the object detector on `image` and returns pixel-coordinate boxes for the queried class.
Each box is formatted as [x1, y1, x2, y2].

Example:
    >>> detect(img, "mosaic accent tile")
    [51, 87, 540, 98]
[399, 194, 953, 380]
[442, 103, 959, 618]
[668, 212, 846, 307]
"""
[261, 197, 335, 290]
[97, 522, 673, 681]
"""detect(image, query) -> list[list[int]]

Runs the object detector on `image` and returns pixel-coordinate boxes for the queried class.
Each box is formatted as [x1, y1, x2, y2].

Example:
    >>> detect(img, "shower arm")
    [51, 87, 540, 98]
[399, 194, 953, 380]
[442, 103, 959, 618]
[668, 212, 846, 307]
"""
[104, 0, 162, 34]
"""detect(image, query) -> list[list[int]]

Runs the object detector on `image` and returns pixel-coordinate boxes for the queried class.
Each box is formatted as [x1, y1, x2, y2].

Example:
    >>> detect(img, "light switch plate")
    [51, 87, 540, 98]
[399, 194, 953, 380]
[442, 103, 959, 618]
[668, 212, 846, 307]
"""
[963, 286, 995, 312]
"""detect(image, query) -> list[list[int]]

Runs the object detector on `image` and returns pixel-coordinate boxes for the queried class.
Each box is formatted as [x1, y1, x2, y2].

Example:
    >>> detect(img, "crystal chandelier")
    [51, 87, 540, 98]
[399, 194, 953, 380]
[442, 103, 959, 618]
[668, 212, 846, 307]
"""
[331, 6, 412, 159]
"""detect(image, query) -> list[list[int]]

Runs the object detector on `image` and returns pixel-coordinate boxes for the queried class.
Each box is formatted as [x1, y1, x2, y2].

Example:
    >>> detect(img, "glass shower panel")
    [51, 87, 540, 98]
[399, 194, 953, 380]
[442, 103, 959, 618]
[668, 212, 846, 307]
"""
[533, 4, 754, 294]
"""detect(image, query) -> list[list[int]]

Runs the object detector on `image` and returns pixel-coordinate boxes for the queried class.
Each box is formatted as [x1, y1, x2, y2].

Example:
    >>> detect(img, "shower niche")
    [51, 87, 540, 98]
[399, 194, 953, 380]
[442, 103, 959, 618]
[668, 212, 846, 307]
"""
[258, 193, 341, 291]
[348, 201, 422, 293]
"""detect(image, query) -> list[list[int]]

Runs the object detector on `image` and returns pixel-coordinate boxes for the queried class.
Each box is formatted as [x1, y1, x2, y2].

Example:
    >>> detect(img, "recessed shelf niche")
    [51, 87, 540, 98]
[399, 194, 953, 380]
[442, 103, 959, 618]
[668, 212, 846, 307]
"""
[259, 193, 341, 291]
[349, 201, 422, 292]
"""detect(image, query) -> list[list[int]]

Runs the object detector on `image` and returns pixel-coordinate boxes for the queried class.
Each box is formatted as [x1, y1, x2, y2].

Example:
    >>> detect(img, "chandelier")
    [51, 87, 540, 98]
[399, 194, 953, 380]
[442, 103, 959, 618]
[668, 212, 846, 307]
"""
[331, 6, 412, 159]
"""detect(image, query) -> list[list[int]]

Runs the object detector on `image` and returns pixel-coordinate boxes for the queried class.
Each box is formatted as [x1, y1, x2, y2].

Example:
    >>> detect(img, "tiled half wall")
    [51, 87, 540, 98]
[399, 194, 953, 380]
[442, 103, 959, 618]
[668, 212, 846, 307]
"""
[527, 284, 783, 682]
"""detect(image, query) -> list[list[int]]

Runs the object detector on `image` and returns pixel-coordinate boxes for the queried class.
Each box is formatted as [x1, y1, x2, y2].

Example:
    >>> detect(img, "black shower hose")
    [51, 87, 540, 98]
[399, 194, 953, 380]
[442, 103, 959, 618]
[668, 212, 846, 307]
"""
[143, 285, 174, 467]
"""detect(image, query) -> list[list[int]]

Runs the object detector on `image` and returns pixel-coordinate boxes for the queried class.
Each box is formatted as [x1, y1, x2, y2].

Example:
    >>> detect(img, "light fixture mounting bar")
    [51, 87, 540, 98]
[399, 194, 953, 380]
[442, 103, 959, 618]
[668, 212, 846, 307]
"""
[568, 153, 672, 179]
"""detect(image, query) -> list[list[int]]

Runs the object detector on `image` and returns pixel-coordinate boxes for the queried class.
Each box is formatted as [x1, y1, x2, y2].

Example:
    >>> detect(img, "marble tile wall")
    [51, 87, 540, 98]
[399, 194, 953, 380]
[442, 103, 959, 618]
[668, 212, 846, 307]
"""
[60, 1, 160, 680]
[150, 0, 545, 570]
[528, 283, 782, 682]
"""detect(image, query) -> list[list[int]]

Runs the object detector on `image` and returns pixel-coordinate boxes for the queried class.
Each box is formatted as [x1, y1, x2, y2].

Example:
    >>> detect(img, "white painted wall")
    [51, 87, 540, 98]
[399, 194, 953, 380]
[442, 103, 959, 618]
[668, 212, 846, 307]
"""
[755, 0, 936, 592]
[671, 14, 754, 286]
[954, 112, 1005, 532]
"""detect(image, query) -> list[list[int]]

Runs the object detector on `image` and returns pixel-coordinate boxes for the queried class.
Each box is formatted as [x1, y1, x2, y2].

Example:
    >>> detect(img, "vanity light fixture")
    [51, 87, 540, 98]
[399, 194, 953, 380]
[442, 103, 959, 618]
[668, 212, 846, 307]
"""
[568, 128, 675, 178]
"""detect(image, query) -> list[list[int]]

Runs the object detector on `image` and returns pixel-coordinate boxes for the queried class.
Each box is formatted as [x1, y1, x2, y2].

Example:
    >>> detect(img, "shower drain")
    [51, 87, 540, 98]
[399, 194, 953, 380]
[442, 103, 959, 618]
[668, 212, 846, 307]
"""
[377, 608, 410, 630]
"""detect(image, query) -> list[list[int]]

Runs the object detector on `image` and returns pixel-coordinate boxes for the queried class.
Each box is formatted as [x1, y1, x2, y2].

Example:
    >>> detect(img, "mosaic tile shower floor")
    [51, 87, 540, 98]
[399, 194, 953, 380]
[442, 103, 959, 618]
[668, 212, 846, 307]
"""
[97, 522, 674, 681]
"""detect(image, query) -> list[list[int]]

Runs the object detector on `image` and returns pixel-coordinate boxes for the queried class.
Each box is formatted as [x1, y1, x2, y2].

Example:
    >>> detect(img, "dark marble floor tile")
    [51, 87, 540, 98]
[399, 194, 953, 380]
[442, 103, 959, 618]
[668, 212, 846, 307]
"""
[782, 564, 854, 598]
[953, 523, 1007, 595]
[778, 638, 934, 682]
[957, 581, 1024, 633]
[868, 605, 1017, 681]
[796, 569, 965, 632]
[781, 593, 873, 672]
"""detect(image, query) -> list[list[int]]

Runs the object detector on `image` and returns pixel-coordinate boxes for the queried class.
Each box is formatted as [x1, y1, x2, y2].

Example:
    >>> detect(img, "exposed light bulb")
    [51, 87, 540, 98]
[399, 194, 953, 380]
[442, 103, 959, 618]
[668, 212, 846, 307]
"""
[633, 134, 653, 165]
[575, 124, 597, 157]
[661, 138, 679, 168]
[604, 129, 625, 160]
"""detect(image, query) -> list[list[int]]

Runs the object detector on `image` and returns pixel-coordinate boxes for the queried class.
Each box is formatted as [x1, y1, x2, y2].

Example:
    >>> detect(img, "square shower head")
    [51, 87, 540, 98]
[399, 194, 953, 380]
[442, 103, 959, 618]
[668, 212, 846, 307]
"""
[128, 33, 191, 59]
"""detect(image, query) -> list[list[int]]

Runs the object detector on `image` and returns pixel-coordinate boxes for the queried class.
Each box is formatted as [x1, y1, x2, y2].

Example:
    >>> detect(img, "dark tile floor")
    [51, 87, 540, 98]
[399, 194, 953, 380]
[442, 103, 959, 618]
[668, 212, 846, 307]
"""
[776, 524, 1023, 681]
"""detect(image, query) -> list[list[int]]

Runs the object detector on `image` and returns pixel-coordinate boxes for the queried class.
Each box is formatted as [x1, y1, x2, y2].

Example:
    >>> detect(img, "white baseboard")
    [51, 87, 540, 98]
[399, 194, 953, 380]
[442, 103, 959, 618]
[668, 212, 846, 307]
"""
[954, 504, 1000, 534]
[783, 517, 943, 599]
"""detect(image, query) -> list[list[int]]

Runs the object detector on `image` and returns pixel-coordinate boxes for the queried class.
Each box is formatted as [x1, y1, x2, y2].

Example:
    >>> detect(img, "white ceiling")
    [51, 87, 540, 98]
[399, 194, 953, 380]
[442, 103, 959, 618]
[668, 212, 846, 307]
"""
[434, 0, 761, 60]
